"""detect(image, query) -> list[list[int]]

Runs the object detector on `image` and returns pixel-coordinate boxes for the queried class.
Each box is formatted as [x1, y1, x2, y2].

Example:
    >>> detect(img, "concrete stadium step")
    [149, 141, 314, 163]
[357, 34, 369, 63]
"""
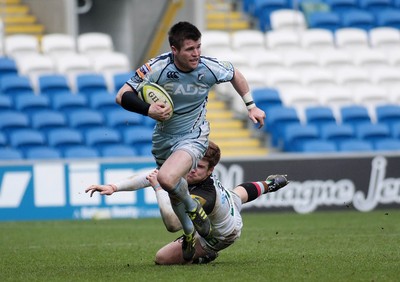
[221, 147, 269, 157]
[0, 5, 29, 14]
[3, 15, 37, 24]
[207, 110, 234, 119]
[209, 120, 243, 130]
[209, 129, 251, 139]
[214, 139, 262, 148]
[205, 0, 251, 31]
[1, 1, 45, 37]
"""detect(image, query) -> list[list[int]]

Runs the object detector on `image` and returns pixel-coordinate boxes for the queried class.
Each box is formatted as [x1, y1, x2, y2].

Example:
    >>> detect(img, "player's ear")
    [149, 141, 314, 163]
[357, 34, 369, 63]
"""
[171, 45, 178, 55]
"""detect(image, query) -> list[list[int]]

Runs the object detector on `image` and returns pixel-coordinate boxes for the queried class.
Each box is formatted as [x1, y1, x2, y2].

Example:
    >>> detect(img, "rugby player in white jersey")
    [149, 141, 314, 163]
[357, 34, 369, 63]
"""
[85, 141, 288, 264]
[113, 21, 266, 261]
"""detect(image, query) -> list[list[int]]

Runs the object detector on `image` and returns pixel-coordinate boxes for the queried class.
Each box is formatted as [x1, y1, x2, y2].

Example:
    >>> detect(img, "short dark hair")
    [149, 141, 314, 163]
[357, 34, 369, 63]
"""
[168, 21, 201, 50]
[203, 140, 221, 169]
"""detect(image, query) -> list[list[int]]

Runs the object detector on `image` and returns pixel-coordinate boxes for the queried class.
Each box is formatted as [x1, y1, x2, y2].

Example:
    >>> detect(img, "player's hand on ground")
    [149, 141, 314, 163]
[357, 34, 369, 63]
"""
[248, 106, 266, 129]
[146, 169, 159, 188]
[85, 184, 116, 197]
[148, 102, 172, 121]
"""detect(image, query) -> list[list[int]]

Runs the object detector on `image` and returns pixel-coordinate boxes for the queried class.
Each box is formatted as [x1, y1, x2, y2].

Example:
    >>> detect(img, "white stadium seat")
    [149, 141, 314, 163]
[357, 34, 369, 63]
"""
[334, 66, 371, 90]
[282, 49, 319, 72]
[265, 30, 301, 52]
[335, 28, 370, 52]
[317, 49, 354, 72]
[352, 49, 389, 72]
[299, 67, 336, 90]
[231, 29, 266, 52]
[201, 30, 232, 55]
[77, 32, 114, 56]
[5, 34, 40, 59]
[41, 33, 77, 59]
[300, 28, 336, 52]
[318, 86, 356, 121]
[270, 9, 307, 31]
[369, 27, 400, 51]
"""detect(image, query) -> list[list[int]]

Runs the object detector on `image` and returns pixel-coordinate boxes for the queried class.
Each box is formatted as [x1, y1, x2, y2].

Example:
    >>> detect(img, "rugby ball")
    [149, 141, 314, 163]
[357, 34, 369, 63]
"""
[138, 82, 174, 120]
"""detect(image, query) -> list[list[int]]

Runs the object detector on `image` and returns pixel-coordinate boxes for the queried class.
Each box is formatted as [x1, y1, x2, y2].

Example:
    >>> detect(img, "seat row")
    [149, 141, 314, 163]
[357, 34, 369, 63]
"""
[263, 103, 400, 152]
[241, 0, 400, 31]
[0, 71, 133, 97]
[0, 125, 154, 160]
[202, 27, 400, 55]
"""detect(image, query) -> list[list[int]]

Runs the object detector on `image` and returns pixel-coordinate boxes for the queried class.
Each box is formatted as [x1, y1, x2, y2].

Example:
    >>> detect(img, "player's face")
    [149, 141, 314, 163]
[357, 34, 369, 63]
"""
[172, 39, 201, 72]
[187, 159, 212, 185]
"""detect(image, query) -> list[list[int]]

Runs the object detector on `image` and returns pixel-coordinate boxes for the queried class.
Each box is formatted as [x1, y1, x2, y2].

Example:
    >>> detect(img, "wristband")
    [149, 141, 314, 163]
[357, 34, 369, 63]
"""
[242, 92, 256, 110]
[153, 183, 162, 191]
[121, 91, 150, 115]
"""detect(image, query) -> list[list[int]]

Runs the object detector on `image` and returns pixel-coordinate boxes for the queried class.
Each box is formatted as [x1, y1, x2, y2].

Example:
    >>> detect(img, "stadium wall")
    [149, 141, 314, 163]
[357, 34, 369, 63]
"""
[1, 153, 399, 221]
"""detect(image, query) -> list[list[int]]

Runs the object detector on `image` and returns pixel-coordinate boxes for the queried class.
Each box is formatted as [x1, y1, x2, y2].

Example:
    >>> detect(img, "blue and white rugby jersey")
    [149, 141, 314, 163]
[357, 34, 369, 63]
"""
[126, 52, 234, 134]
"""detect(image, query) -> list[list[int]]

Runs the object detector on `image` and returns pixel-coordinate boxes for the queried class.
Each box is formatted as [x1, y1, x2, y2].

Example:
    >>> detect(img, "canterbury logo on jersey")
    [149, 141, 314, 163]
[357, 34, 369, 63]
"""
[166, 71, 179, 79]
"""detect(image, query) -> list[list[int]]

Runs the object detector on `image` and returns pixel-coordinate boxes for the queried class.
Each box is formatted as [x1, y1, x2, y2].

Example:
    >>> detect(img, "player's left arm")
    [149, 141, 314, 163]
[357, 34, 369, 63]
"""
[230, 68, 266, 128]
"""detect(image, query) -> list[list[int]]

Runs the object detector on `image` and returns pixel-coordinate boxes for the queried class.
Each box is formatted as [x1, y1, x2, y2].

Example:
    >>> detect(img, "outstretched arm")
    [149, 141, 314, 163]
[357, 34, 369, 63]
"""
[85, 169, 155, 197]
[230, 68, 266, 128]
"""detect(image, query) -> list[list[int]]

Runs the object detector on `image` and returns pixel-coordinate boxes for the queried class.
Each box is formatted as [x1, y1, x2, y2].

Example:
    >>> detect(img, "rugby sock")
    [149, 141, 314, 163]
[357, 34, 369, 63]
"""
[170, 200, 195, 235]
[169, 178, 197, 211]
[239, 181, 269, 202]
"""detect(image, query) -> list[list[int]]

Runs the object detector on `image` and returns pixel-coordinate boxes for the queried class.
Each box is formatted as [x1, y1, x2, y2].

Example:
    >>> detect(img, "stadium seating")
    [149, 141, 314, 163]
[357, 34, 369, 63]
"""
[252, 87, 283, 112]
[355, 122, 391, 145]
[14, 94, 51, 115]
[0, 132, 7, 147]
[375, 104, 400, 128]
[265, 30, 301, 51]
[47, 128, 84, 150]
[51, 94, 88, 114]
[300, 28, 336, 52]
[340, 10, 376, 30]
[320, 123, 355, 147]
[307, 11, 342, 32]
[0, 95, 13, 111]
[4, 34, 40, 59]
[0, 57, 18, 79]
[31, 111, 68, 133]
[105, 108, 143, 130]
[0, 75, 35, 97]
[41, 33, 77, 59]
[68, 109, 105, 132]
[84, 127, 121, 149]
[266, 106, 301, 147]
[269, 9, 307, 31]
[38, 74, 71, 95]
[369, 27, 400, 51]
[77, 32, 114, 56]
[0, 111, 30, 134]
[231, 30, 266, 52]
[338, 139, 374, 151]
[375, 9, 400, 29]
[25, 147, 62, 160]
[63, 146, 99, 158]
[9, 129, 46, 152]
[100, 144, 138, 158]
[113, 71, 134, 92]
[301, 139, 338, 152]
[89, 92, 119, 112]
[122, 126, 153, 153]
[283, 123, 320, 152]
[374, 139, 400, 151]
[305, 106, 337, 130]
[340, 105, 372, 129]
[0, 148, 23, 160]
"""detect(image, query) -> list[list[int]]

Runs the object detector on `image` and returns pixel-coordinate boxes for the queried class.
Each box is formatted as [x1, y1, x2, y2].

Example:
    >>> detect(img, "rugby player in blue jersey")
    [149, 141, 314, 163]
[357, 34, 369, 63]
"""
[114, 21, 266, 261]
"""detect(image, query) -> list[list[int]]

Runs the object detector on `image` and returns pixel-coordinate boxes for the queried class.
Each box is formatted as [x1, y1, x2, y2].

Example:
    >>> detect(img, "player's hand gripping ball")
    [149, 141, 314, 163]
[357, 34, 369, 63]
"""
[138, 82, 174, 120]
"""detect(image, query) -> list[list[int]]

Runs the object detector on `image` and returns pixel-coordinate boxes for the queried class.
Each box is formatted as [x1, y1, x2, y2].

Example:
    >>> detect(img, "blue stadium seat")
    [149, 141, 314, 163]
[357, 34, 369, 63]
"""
[301, 139, 338, 152]
[76, 73, 108, 96]
[0, 147, 23, 160]
[63, 146, 99, 159]
[51, 93, 88, 114]
[9, 129, 46, 151]
[122, 126, 153, 153]
[358, 0, 392, 14]
[375, 104, 400, 129]
[25, 147, 61, 160]
[31, 110, 68, 133]
[325, 0, 358, 13]
[307, 11, 342, 32]
[105, 108, 143, 130]
[113, 71, 134, 92]
[84, 127, 121, 149]
[305, 106, 337, 130]
[391, 122, 400, 139]
[38, 74, 71, 95]
[340, 10, 376, 30]
[89, 92, 119, 112]
[0, 132, 7, 147]
[252, 88, 282, 112]
[138, 143, 153, 157]
[0, 111, 30, 134]
[340, 105, 372, 129]
[0, 57, 18, 79]
[14, 94, 50, 115]
[283, 124, 319, 152]
[68, 109, 105, 131]
[0, 95, 13, 111]
[338, 139, 374, 152]
[376, 10, 400, 29]
[47, 128, 84, 149]
[253, 0, 289, 31]
[100, 144, 138, 158]
[266, 106, 301, 147]
[355, 123, 391, 145]
[320, 123, 355, 147]
[374, 139, 400, 151]
[0, 75, 35, 97]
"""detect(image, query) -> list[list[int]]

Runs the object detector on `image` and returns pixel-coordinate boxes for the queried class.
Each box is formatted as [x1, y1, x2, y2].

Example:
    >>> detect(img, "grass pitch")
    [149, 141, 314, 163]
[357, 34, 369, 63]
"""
[1, 210, 399, 282]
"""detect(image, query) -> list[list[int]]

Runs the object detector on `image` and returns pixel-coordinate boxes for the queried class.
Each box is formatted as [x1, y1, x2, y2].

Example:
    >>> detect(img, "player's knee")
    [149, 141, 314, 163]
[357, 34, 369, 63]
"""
[156, 170, 175, 190]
